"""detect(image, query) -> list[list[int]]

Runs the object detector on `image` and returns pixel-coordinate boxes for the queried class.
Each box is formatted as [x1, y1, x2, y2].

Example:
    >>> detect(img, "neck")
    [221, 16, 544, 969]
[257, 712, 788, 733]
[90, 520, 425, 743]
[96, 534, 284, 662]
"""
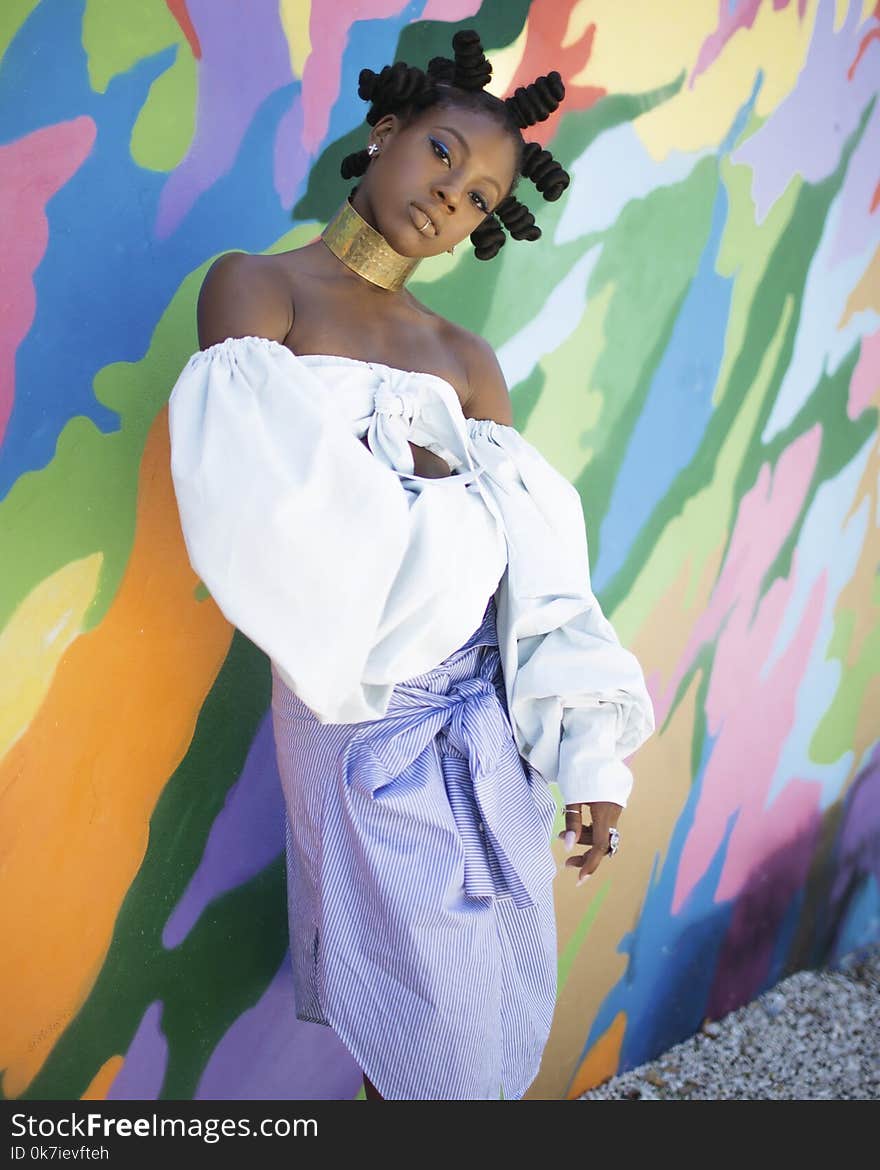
[320, 195, 422, 292]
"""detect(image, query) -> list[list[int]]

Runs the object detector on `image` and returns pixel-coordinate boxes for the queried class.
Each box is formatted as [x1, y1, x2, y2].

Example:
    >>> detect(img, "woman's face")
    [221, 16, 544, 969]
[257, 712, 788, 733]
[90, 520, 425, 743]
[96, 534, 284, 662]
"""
[353, 106, 519, 258]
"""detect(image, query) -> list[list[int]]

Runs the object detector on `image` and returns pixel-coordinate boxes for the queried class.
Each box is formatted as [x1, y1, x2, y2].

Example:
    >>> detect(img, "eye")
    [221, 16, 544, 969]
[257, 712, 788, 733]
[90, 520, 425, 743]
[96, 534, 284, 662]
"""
[429, 137, 490, 214]
[430, 136, 451, 167]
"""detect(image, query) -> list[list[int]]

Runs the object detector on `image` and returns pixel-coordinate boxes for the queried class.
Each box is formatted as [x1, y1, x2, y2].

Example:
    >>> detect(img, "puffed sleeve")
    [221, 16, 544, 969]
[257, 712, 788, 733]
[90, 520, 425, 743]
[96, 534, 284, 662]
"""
[167, 335, 507, 723]
[466, 418, 655, 809]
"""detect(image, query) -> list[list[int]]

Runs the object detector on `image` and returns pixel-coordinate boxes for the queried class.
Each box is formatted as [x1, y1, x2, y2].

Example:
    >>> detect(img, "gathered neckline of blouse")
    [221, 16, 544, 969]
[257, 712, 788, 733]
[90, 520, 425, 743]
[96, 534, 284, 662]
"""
[294, 351, 464, 412]
[189, 335, 511, 440]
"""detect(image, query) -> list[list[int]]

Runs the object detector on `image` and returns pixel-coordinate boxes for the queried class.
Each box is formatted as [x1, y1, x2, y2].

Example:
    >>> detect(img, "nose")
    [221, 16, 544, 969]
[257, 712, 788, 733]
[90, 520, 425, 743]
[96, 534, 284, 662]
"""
[432, 182, 460, 214]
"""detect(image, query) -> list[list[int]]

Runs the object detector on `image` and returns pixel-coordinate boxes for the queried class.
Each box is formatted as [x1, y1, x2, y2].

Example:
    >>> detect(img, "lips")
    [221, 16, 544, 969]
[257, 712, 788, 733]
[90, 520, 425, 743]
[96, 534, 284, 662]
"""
[410, 203, 438, 237]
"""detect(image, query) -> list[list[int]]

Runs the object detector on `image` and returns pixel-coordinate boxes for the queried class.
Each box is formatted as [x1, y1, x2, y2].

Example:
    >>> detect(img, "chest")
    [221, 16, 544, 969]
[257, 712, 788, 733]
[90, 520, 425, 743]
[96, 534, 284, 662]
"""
[275, 260, 470, 412]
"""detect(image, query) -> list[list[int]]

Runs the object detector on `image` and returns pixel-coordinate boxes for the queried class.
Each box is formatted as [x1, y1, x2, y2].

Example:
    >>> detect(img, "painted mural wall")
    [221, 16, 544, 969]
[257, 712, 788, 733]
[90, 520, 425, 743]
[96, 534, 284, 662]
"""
[1, 0, 878, 1102]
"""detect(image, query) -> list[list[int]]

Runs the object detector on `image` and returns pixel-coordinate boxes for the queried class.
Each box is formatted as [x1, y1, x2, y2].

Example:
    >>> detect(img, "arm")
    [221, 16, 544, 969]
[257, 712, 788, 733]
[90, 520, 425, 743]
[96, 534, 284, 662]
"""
[197, 252, 293, 350]
[463, 333, 627, 887]
[463, 333, 514, 425]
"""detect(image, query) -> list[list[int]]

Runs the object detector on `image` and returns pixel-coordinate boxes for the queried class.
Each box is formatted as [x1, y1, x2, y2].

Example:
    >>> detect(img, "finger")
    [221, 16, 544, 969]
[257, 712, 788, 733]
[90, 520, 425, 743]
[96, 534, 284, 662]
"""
[590, 822, 611, 856]
[562, 804, 583, 852]
[557, 823, 593, 846]
[564, 844, 604, 883]
[564, 850, 600, 871]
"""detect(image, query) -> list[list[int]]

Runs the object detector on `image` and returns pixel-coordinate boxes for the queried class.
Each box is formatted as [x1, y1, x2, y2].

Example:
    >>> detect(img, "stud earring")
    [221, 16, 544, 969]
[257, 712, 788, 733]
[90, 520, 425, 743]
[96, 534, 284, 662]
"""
[367, 142, 379, 157]
[447, 244, 455, 254]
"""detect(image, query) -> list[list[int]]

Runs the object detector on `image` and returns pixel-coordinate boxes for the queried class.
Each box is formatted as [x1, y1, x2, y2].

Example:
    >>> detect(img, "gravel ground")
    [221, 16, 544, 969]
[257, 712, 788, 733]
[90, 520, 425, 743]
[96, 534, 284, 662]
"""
[578, 940, 880, 1100]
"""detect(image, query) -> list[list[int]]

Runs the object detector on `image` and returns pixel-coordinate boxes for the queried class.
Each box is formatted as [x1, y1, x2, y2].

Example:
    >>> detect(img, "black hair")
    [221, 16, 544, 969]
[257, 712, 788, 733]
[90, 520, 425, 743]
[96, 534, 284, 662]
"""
[339, 28, 571, 260]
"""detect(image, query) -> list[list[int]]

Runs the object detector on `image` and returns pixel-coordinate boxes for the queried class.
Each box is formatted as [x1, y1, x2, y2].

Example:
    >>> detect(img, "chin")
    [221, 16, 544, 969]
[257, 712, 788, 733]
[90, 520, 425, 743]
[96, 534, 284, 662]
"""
[368, 214, 413, 258]
[382, 230, 420, 259]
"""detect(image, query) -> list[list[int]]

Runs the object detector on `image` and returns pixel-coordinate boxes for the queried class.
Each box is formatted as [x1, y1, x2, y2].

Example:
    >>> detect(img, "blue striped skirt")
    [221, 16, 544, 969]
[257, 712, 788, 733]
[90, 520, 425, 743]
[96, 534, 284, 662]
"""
[270, 595, 559, 1100]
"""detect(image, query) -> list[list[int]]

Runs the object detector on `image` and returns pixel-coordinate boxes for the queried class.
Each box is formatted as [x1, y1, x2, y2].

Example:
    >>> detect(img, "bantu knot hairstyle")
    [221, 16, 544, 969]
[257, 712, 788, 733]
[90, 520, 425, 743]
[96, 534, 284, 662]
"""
[339, 28, 571, 261]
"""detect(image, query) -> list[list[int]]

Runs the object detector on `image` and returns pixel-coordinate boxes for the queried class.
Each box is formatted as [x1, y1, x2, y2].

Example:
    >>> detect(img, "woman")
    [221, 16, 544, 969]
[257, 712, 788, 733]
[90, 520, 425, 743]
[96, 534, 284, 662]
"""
[168, 29, 655, 1100]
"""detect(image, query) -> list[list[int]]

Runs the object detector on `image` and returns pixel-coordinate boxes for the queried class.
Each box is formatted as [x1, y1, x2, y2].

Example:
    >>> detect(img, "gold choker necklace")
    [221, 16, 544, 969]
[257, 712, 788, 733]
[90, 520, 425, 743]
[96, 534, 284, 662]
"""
[320, 196, 422, 292]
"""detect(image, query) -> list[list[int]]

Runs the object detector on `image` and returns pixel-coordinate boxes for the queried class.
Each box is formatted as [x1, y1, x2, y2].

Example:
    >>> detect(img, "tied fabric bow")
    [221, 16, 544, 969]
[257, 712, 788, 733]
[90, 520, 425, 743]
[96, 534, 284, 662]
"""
[360, 376, 486, 489]
[365, 383, 418, 474]
[341, 645, 557, 910]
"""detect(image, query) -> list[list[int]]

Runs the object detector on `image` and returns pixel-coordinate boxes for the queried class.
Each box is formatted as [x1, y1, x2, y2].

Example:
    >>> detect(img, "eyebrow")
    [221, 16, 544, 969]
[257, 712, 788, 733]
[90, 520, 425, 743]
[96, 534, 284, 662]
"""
[433, 125, 503, 199]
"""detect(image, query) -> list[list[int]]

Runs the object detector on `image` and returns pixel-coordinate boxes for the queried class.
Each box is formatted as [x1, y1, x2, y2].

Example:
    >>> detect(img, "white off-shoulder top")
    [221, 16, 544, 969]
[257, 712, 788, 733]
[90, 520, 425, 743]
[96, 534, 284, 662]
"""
[167, 334, 655, 808]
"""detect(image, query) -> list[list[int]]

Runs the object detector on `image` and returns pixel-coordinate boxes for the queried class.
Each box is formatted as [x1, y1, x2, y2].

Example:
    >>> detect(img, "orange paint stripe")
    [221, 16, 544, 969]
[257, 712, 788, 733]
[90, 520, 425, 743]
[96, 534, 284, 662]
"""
[0, 408, 233, 1094]
[567, 1010, 628, 1098]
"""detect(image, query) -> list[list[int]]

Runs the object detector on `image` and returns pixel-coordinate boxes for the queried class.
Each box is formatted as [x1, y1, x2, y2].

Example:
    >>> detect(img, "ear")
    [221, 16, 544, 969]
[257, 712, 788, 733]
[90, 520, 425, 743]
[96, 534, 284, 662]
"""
[371, 113, 399, 147]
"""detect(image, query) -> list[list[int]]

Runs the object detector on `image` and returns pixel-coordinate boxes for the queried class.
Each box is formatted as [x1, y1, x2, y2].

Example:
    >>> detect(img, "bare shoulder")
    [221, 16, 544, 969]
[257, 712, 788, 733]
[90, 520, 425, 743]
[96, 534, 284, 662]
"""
[197, 251, 292, 350]
[442, 321, 513, 424]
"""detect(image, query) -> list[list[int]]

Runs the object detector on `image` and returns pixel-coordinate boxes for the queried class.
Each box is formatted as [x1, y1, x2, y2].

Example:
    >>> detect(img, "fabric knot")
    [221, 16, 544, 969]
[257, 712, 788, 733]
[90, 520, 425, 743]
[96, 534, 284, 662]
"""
[340, 642, 556, 908]
[450, 675, 496, 704]
[363, 380, 420, 473]
[374, 382, 416, 423]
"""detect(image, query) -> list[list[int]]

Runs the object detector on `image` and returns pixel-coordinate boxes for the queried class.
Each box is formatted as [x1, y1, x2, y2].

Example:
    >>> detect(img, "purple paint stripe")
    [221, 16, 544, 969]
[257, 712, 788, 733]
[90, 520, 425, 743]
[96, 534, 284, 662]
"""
[155, 0, 293, 238]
